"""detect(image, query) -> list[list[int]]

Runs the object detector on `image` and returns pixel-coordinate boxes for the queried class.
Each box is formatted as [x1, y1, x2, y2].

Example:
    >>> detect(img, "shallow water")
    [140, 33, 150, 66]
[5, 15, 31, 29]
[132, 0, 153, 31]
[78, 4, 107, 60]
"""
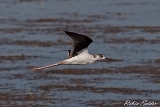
[0, 0, 160, 107]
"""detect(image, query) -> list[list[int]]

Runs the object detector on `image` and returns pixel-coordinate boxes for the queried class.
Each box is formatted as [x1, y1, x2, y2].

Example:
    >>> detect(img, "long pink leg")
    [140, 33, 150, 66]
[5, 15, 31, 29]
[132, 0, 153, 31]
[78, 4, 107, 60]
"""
[30, 61, 64, 71]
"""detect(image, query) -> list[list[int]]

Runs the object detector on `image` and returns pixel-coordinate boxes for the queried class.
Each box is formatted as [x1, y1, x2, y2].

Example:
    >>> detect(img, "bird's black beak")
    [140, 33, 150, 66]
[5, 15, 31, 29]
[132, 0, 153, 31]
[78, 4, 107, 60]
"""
[104, 58, 123, 62]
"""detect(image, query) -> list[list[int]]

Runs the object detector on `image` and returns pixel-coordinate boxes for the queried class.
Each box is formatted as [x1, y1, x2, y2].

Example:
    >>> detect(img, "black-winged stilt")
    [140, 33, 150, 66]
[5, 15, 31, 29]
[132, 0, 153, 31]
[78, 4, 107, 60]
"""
[31, 31, 120, 71]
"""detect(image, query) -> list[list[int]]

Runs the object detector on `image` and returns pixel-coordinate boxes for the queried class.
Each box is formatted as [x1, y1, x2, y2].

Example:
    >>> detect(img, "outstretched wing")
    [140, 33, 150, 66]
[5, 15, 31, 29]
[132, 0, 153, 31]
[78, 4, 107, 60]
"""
[65, 31, 93, 58]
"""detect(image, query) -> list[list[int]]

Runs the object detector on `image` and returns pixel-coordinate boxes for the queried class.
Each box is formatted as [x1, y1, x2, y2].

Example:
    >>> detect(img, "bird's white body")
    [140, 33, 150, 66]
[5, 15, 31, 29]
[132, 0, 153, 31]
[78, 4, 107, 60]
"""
[63, 49, 96, 64]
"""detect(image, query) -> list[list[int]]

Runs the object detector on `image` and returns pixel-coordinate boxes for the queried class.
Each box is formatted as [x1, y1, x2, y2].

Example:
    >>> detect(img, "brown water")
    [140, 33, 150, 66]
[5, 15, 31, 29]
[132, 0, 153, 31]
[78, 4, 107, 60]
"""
[0, 0, 160, 107]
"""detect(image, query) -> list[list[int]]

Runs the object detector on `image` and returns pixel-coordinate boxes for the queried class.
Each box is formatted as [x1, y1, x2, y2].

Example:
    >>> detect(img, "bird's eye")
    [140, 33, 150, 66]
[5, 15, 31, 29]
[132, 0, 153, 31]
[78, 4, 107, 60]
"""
[99, 54, 103, 58]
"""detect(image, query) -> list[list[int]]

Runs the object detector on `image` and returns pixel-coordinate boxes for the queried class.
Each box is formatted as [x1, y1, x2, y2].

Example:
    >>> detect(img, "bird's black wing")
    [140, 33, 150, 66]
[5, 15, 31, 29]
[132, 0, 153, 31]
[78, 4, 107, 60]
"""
[65, 31, 93, 57]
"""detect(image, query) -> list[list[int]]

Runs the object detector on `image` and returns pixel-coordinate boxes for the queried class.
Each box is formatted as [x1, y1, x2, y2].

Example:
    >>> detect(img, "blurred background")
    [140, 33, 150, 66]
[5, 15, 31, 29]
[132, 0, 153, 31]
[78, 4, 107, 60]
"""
[0, 0, 160, 107]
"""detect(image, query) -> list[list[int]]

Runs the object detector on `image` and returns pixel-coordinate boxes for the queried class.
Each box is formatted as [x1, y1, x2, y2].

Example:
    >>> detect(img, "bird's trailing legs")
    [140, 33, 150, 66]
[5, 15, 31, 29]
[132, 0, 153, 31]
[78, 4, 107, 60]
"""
[30, 61, 64, 71]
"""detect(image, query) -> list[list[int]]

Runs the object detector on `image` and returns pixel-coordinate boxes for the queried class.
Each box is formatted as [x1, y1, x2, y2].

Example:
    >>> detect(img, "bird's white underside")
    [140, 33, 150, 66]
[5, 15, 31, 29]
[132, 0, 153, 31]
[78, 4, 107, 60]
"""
[63, 49, 96, 64]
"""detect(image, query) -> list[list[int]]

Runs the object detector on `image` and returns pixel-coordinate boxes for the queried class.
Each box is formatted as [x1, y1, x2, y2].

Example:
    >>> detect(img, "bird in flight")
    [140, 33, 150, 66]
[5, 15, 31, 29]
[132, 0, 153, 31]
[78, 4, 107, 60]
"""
[31, 31, 121, 71]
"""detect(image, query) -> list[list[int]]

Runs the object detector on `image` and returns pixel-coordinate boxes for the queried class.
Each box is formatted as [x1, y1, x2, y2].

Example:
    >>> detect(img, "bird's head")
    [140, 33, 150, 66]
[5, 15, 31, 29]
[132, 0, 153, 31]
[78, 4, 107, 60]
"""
[93, 54, 106, 60]
[93, 54, 121, 62]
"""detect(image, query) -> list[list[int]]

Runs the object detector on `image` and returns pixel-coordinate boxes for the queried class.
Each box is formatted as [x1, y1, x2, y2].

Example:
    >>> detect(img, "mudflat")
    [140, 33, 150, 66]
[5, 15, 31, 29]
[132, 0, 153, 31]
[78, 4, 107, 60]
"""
[0, 0, 160, 107]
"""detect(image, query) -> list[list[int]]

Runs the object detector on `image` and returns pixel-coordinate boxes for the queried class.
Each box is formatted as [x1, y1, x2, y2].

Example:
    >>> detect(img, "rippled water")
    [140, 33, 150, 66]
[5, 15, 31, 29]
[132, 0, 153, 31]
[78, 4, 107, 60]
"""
[0, 0, 160, 107]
